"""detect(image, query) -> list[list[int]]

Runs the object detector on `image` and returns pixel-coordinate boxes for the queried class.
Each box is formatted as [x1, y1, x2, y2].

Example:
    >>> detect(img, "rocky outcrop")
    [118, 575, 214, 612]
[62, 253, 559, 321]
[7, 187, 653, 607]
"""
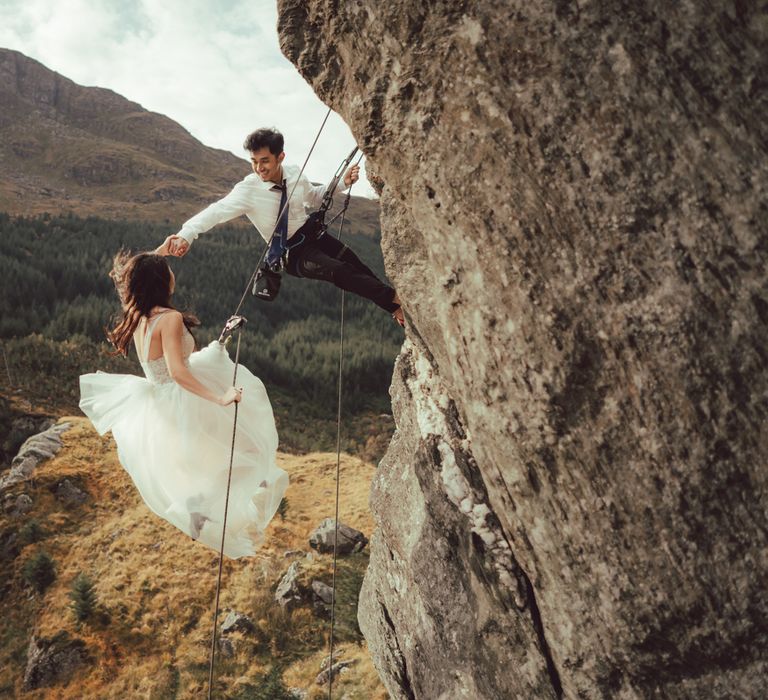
[0, 422, 70, 492]
[221, 611, 256, 636]
[275, 561, 307, 610]
[0, 401, 54, 465]
[278, 2, 768, 698]
[309, 518, 368, 555]
[315, 658, 358, 687]
[23, 632, 88, 690]
[311, 580, 334, 605]
[52, 477, 88, 507]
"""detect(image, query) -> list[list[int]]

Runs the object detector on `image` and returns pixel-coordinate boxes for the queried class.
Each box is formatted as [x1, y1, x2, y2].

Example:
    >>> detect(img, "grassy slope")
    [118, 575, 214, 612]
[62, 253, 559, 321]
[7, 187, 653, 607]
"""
[0, 416, 386, 699]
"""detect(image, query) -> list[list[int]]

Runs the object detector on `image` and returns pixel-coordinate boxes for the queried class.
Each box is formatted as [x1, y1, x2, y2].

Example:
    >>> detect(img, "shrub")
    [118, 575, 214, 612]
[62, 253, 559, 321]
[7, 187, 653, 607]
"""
[22, 550, 56, 593]
[277, 497, 289, 522]
[69, 572, 98, 622]
[18, 519, 46, 546]
[232, 667, 299, 700]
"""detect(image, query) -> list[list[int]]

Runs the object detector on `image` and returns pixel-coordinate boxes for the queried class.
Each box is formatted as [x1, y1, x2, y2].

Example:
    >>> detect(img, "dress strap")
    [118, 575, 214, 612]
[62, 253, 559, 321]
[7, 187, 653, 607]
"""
[140, 309, 171, 362]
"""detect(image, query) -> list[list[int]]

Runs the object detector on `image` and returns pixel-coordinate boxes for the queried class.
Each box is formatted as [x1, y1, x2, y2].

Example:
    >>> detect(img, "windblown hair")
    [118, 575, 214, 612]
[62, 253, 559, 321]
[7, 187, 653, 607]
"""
[106, 251, 198, 357]
[243, 127, 284, 155]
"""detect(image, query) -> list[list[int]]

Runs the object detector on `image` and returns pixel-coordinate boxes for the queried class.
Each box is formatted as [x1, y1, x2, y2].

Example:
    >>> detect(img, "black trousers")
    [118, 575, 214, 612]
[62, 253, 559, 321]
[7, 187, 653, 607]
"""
[285, 234, 398, 313]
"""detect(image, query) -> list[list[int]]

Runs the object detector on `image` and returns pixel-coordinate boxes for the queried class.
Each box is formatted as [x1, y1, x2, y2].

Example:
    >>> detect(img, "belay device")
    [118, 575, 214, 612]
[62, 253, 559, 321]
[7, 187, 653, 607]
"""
[252, 146, 359, 302]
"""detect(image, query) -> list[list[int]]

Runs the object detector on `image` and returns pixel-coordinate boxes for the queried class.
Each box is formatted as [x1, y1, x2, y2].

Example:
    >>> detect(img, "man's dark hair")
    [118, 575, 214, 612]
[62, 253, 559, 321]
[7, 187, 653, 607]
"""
[243, 128, 284, 155]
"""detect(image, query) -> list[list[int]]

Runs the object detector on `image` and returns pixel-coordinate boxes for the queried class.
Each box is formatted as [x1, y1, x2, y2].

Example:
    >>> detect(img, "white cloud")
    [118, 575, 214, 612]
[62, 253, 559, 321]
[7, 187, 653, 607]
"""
[0, 0, 375, 197]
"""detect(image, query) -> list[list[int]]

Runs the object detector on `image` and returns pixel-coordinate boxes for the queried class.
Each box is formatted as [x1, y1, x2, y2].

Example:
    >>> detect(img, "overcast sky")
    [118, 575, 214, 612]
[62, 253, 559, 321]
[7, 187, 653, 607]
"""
[0, 0, 374, 197]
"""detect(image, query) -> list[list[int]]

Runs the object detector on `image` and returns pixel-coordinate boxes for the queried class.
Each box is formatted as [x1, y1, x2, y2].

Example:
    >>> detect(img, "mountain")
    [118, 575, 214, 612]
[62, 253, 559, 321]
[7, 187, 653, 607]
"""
[0, 47, 379, 233]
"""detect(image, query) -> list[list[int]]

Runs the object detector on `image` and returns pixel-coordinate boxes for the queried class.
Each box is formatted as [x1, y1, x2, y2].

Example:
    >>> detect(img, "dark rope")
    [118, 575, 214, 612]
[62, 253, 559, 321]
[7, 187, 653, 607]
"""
[207, 328, 243, 700]
[205, 122, 363, 697]
[327, 152, 363, 699]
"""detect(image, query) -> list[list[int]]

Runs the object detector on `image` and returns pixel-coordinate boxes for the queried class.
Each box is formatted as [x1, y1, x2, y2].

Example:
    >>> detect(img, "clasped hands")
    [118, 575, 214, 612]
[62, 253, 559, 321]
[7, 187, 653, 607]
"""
[155, 235, 189, 258]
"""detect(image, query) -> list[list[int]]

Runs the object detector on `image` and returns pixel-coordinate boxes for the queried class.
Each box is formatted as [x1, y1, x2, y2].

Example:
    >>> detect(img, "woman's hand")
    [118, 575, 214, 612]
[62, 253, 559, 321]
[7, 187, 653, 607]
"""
[154, 235, 189, 257]
[219, 387, 243, 406]
[154, 235, 175, 256]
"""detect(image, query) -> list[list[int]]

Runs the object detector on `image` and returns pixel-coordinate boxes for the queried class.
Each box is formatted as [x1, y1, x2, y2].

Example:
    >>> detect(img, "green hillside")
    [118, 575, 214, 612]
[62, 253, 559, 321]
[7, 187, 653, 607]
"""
[0, 212, 401, 457]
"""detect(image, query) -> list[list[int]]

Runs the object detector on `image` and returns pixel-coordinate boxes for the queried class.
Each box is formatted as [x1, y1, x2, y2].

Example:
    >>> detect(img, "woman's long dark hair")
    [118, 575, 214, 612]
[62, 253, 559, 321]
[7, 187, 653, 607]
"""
[107, 251, 199, 356]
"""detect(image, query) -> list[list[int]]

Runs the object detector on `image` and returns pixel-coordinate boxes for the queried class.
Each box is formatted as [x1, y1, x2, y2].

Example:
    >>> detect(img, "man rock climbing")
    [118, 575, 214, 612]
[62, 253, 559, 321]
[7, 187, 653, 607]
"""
[161, 127, 404, 326]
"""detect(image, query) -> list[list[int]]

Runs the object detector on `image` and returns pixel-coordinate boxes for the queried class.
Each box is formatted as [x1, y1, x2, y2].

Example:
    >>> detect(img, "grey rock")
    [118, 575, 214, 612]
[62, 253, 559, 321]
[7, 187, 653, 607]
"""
[0, 422, 70, 492]
[274, 561, 306, 610]
[279, 2, 768, 699]
[54, 478, 87, 507]
[217, 636, 235, 658]
[315, 659, 357, 687]
[11, 416, 55, 441]
[12, 493, 33, 516]
[23, 632, 88, 690]
[220, 611, 255, 635]
[311, 580, 334, 605]
[309, 519, 368, 555]
[319, 652, 343, 671]
[1, 531, 19, 560]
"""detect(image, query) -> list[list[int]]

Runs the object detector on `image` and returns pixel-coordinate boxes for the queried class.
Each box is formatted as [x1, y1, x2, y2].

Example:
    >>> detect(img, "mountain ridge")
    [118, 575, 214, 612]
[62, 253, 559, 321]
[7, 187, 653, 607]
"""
[0, 47, 378, 232]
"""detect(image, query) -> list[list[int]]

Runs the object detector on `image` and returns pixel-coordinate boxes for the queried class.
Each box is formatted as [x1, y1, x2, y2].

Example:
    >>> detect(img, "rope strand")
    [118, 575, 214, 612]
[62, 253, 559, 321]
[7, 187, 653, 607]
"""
[207, 330, 243, 699]
[326, 157, 361, 698]
[204, 113, 362, 697]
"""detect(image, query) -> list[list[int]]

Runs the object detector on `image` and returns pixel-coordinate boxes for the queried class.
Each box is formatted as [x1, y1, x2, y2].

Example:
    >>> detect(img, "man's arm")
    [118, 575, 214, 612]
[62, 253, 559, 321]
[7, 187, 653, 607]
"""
[164, 180, 252, 257]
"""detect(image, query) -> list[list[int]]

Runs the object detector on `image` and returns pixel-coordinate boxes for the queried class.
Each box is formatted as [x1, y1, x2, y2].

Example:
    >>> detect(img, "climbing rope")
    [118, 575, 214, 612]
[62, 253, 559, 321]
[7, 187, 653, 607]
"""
[326, 152, 363, 700]
[204, 108, 364, 698]
[207, 323, 244, 700]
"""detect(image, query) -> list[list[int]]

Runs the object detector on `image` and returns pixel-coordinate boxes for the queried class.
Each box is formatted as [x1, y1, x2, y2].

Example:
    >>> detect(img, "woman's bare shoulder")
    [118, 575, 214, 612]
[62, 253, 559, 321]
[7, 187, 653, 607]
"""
[156, 309, 184, 330]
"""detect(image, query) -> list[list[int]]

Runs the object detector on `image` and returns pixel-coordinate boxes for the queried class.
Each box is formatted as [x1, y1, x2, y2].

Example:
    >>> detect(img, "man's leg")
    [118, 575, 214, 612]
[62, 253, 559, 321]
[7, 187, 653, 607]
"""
[329, 238, 405, 325]
[286, 237, 399, 313]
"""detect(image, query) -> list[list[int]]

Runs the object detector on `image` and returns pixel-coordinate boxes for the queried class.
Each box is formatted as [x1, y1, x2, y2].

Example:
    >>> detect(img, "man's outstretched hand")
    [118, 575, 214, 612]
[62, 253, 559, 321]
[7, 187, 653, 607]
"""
[344, 164, 360, 188]
[155, 235, 190, 257]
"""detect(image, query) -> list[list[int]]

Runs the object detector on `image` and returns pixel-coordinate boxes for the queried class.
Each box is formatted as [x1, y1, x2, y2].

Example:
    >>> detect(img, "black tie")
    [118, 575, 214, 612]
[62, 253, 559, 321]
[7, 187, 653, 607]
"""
[266, 179, 288, 268]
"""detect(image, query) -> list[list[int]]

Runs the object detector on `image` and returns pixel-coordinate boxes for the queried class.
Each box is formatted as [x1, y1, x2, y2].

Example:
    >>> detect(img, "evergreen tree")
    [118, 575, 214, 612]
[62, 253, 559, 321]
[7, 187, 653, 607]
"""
[0, 212, 401, 432]
[69, 572, 98, 622]
[18, 519, 46, 546]
[22, 550, 56, 593]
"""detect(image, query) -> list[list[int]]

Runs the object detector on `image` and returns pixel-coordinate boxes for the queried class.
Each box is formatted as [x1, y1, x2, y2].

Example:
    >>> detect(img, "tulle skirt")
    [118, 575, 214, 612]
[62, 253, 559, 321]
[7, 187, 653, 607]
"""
[79, 341, 288, 558]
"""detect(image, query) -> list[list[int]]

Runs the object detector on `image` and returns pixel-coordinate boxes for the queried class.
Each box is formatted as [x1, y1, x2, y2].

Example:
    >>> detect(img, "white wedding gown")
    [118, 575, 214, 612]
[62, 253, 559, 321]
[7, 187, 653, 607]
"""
[79, 311, 288, 558]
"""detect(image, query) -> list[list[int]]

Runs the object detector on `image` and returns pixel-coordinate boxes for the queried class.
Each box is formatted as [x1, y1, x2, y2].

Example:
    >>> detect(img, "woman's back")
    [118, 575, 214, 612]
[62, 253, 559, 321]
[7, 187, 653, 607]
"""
[134, 309, 194, 385]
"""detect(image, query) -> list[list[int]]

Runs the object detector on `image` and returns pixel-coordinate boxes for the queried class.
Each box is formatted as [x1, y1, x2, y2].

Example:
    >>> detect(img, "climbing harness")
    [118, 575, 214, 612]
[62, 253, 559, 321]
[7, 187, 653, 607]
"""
[205, 107, 363, 700]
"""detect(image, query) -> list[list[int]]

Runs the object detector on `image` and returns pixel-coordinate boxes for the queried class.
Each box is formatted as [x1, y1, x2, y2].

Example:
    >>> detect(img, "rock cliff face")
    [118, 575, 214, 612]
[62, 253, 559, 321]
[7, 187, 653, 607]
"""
[278, 2, 768, 698]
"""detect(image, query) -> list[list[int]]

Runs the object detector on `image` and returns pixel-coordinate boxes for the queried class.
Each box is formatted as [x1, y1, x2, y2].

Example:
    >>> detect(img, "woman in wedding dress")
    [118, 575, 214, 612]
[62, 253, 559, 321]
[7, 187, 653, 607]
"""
[79, 247, 288, 558]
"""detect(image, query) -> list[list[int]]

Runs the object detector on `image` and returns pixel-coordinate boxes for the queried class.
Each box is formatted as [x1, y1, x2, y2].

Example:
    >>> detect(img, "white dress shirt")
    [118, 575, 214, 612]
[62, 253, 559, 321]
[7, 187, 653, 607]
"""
[177, 164, 336, 246]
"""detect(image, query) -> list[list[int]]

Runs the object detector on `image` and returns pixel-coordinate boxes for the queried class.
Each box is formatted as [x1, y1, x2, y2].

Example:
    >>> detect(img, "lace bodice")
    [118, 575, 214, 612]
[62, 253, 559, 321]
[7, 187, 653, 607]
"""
[135, 311, 194, 385]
